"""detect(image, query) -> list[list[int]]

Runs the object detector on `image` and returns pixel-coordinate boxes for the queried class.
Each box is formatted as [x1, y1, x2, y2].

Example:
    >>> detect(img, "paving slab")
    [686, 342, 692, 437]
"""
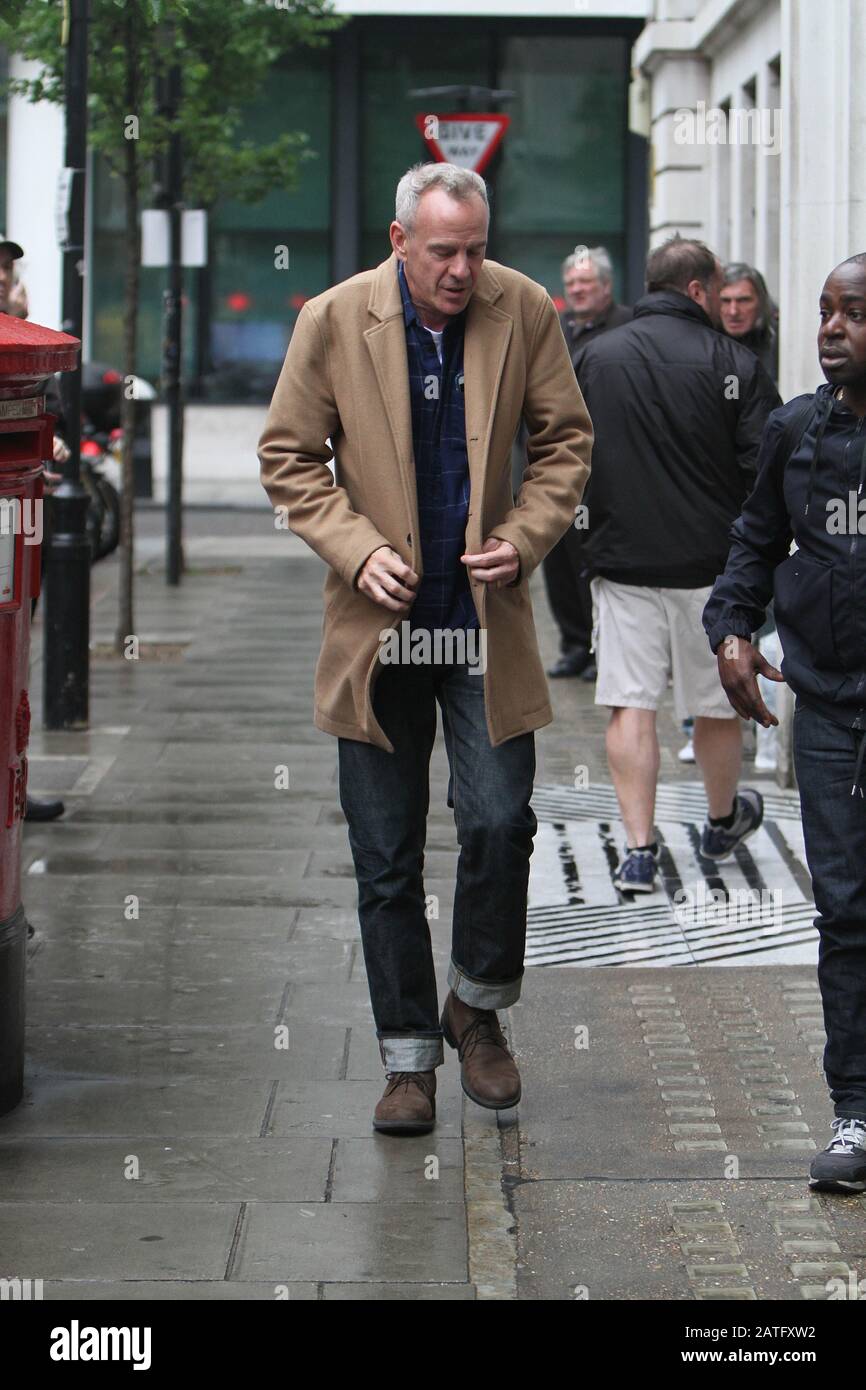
[25, 977, 287, 1027]
[27, 937, 351, 989]
[233, 1202, 467, 1283]
[0, 1202, 238, 1280]
[25, 904, 298, 943]
[0, 1077, 273, 1137]
[22, 873, 360, 911]
[0, 1136, 333, 1202]
[322, 1282, 475, 1299]
[330, 1137, 464, 1203]
[41, 1280, 320, 1300]
[23, 1022, 349, 1082]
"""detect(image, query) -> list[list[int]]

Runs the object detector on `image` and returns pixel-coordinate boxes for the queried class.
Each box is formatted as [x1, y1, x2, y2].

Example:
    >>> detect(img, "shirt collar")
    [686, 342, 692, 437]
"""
[397, 259, 466, 335]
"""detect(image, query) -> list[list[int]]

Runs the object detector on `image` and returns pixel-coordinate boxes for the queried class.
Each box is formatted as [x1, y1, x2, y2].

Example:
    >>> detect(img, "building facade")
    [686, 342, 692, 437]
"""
[634, 0, 866, 401]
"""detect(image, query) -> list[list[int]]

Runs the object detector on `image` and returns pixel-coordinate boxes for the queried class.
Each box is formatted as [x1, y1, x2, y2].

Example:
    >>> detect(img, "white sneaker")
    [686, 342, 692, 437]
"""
[678, 740, 695, 764]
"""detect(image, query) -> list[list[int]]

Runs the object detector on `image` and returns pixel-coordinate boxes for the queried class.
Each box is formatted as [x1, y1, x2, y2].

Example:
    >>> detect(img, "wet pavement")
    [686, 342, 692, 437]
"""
[1, 505, 857, 1301]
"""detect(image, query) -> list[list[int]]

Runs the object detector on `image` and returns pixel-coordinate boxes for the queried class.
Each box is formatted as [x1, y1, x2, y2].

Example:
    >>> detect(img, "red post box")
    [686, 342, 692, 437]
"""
[0, 312, 79, 1116]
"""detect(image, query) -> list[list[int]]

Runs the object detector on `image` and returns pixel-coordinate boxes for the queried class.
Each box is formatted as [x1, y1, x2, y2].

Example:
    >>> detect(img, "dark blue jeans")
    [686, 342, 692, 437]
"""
[338, 657, 536, 1071]
[793, 699, 866, 1119]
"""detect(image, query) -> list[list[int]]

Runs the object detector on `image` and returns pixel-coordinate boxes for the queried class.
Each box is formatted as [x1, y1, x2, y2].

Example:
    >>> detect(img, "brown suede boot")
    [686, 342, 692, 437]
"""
[441, 990, 521, 1110]
[373, 1070, 437, 1135]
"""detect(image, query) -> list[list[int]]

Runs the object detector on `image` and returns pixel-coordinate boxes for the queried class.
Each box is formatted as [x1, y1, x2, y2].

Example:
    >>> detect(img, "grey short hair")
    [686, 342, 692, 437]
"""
[561, 245, 613, 286]
[395, 162, 489, 233]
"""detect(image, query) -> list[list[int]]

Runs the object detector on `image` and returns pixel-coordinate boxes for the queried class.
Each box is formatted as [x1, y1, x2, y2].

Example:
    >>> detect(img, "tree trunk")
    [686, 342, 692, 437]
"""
[115, 25, 139, 655]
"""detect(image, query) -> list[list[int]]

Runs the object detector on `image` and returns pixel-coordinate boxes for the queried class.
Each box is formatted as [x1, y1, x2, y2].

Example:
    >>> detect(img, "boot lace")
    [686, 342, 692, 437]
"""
[385, 1071, 433, 1096]
[456, 1011, 511, 1062]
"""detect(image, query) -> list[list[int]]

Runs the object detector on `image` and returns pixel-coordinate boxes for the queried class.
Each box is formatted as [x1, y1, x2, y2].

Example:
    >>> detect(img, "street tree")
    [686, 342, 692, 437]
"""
[0, 0, 341, 652]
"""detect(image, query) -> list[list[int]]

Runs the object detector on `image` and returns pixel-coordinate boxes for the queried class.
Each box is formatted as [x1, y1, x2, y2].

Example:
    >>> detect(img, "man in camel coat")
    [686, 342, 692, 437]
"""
[259, 162, 592, 1135]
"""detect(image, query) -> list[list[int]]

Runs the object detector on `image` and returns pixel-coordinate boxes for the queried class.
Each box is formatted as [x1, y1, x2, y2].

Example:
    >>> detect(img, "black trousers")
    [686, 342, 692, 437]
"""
[794, 700, 866, 1118]
[541, 523, 593, 655]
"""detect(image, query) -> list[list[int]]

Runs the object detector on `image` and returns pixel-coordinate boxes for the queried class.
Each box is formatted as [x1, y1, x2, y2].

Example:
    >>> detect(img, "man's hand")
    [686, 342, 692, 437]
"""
[460, 537, 519, 590]
[52, 436, 70, 465]
[717, 634, 785, 727]
[8, 280, 28, 319]
[356, 545, 418, 612]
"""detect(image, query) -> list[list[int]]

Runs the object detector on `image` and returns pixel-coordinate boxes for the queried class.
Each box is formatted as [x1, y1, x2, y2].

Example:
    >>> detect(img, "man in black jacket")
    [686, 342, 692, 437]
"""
[704, 252, 866, 1192]
[544, 246, 633, 680]
[574, 235, 781, 894]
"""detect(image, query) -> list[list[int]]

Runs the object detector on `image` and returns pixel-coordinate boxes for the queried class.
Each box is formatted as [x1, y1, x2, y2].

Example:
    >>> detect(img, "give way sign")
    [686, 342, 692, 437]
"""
[414, 113, 510, 174]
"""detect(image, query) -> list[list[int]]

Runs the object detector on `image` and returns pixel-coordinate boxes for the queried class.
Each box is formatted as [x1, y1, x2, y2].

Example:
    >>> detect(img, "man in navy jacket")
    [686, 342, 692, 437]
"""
[704, 252, 866, 1192]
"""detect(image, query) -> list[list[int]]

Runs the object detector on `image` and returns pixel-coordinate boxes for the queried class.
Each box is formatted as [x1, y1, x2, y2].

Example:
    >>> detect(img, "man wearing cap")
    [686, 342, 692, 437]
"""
[0, 235, 28, 318]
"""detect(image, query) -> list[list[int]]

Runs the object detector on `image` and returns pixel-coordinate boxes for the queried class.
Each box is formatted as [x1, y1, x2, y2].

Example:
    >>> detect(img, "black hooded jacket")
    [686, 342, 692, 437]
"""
[703, 384, 866, 740]
[574, 290, 781, 587]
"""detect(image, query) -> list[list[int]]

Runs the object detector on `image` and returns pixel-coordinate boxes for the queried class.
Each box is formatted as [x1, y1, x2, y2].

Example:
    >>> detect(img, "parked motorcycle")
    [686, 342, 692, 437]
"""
[48, 362, 156, 562]
[80, 424, 122, 561]
[75, 369, 155, 564]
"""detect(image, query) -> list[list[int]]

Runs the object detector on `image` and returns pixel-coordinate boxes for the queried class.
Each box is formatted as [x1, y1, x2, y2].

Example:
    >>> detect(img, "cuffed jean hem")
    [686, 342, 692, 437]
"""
[833, 1108, 866, 1122]
[378, 1034, 444, 1072]
[447, 959, 523, 1010]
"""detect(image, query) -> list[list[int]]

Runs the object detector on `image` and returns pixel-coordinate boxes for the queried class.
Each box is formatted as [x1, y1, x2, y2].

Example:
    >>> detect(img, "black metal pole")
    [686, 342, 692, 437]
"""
[161, 56, 184, 586]
[44, 0, 90, 730]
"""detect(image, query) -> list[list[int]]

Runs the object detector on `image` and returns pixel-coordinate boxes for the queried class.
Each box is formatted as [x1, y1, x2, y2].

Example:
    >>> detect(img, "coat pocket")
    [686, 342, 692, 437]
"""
[773, 550, 838, 670]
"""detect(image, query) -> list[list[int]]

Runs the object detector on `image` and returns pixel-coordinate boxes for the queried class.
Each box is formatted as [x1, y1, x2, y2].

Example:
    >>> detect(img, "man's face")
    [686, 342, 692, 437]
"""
[390, 187, 488, 328]
[818, 263, 866, 388]
[0, 250, 16, 311]
[720, 278, 761, 337]
[690, 262, 724, 329]
[563, 264, 611, 319]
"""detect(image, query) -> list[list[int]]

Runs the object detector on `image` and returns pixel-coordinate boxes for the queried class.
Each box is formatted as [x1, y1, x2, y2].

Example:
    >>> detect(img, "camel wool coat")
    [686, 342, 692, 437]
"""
[258, 252, 593, 752]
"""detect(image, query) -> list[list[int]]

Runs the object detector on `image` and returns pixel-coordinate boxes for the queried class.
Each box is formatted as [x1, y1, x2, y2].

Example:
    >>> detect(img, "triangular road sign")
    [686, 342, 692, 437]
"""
[414, 112, 510, 174]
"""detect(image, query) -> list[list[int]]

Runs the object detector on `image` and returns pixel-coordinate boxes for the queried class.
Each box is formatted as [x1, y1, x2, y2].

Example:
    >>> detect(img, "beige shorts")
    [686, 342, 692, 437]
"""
[590, 576, 737, 722]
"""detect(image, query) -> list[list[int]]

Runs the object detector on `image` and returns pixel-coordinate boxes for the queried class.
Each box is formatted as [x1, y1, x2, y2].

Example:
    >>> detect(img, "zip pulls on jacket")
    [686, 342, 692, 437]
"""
[803, 395, 833, 516]
[803, 392, 866, 517]
[852, 730, 866, 798]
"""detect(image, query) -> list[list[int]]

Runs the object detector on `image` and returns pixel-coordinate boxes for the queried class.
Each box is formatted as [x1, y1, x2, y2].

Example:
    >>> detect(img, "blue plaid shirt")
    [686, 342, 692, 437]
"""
[398, 259, 477, 632]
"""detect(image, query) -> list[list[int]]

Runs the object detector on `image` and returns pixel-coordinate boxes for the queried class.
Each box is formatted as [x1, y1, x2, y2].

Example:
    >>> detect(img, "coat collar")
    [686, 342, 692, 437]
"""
[367, 250, 505, 323]
[632, 288, 713, 330]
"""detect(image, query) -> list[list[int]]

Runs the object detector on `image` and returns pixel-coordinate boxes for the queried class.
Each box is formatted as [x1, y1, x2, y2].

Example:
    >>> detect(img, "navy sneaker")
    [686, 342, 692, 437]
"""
[809, 1118, 866, 1192]
[613, 847, 659, 895]
[699, 789, 764, 861]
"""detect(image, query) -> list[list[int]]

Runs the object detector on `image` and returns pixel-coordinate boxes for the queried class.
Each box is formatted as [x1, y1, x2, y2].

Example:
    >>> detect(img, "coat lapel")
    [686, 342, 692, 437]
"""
[364, 256, 418, 543]
[463, 271, 512, 543]
[363, 252, 513, 553]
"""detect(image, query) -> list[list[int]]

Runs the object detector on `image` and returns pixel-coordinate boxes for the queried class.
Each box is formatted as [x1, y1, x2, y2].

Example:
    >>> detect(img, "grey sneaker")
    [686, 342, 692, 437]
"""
[809, 1118, 866, 1192]
[699, 789, 764, 861]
